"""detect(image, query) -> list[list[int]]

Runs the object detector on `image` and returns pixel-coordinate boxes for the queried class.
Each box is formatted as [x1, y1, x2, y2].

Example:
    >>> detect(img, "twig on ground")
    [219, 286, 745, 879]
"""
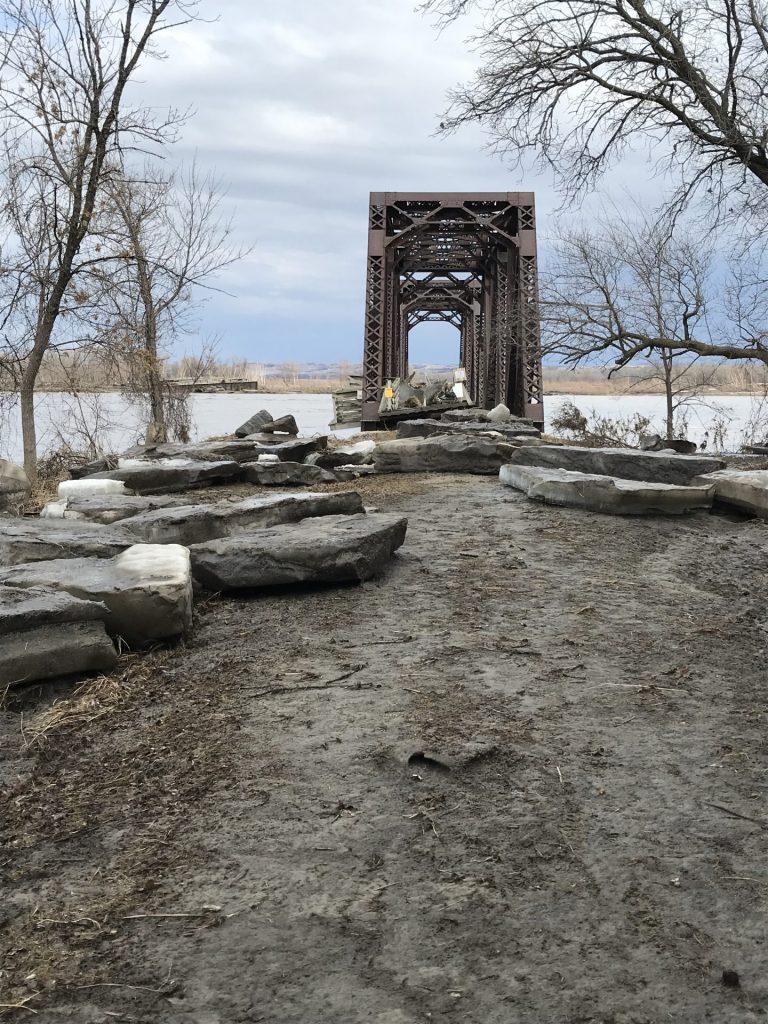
[0, 996, 38, 1015]
[705, 802, 768, 828]
[248, 666, 369, 698]
[122, 911, 218, 920]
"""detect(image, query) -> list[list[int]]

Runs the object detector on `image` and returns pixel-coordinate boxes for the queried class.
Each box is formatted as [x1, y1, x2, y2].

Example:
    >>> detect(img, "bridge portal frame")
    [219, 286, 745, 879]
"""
[361, 192, 543, 428]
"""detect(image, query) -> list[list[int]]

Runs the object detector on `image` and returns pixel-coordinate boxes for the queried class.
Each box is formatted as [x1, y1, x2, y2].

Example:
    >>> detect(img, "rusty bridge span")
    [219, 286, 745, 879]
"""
[361, 192, 543, 429]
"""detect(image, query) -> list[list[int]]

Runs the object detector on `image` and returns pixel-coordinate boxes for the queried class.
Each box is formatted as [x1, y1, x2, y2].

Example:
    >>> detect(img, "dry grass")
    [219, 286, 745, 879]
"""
[18, 648, 174, 746]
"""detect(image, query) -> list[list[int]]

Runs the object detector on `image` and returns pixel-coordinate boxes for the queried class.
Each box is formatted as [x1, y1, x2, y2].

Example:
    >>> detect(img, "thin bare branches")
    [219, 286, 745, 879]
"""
[424, 0, 768, 223]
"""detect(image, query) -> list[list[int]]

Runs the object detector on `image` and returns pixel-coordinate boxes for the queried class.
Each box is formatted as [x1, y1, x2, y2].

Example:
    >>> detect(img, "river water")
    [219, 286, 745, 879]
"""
[0, 390, 764, 464]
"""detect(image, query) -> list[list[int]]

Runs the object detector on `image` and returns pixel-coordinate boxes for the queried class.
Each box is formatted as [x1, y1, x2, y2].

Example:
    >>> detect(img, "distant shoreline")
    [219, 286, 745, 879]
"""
[0, 383, 764, 399]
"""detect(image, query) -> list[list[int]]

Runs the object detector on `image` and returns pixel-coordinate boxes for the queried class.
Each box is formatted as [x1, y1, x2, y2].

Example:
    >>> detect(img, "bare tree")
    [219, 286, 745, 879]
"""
[0, 0, 198, 478]
[543, 208, 768, 435]
[95, 161, 245, 442]
[424, 0, 768, 222]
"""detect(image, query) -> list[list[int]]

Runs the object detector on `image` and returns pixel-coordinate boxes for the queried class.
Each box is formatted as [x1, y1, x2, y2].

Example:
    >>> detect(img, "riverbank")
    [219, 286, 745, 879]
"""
[2, 472, 767, 1022]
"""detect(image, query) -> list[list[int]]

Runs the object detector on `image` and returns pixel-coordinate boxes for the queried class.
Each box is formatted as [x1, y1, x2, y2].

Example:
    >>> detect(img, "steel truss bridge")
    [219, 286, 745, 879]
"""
[361, 192, 543, 429]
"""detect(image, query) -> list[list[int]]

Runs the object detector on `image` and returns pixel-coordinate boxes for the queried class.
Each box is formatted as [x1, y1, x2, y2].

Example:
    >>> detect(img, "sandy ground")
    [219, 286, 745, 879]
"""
[2, 473, 768, 1023]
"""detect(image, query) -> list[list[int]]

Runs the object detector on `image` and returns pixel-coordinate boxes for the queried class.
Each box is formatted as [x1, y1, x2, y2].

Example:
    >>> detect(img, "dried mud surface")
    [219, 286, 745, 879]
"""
[2, 474, 768, 1023]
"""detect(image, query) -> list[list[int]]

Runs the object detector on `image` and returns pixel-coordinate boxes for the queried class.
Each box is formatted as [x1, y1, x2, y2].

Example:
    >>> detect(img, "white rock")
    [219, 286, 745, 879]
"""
[487, 403, 512, 423]
[0, 543, 193, 647]
[257, 454, 281, 464]
[695, 469, 768, 518]
[59, 478, 131, 499]
[0, 458, 31, 510]
[40, 499, 68, 519]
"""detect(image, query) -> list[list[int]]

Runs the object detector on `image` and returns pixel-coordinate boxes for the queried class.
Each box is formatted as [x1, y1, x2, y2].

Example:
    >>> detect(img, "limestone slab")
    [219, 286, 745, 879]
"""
[190, 513, 408, 590]
[0, 459, 31, 510]
[0, 519, 132, 566]
[42, 493, 182, 525]
[695, 469, 768, 518]
[87, 457, 243, 494]
[500, 464, 715, 515]
[124, 490, 365, 546]
[0, 544, 193, 647]
[244, 462, 332, 486]
[59, 478, 132, 499]
[373, 434, 513, 475]
[397, 419, 541, 441]
[507, 445, 724, 485]
[0, 582, 109, 636]
[245, 437, 328, 462]
[0, 621, 117, 687]
[235, 409, 274, 437]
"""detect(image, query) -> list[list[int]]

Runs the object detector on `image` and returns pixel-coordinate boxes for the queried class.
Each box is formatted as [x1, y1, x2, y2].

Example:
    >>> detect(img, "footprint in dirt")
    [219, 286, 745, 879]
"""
[408, 751, 451, 776]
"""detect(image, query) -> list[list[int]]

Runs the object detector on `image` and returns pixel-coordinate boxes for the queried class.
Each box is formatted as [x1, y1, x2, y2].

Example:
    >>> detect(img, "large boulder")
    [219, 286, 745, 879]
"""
[246, 436, 328, 462]
[235, 409, 274, 437]
[0, 459, 31, 510]
[0, 519, 133, 566]
[124, 490, 365, 546]
[0, 544, 193, 647]
[42, 493, 182, 525]
[86, 457, 243, 494]
[507, 445, 725, 485]
[0, 583, 117, 687]
[190, 513, 408, 591]
[500, 464, 715, 516]
[372, 434, 513, 475]
[396, 419, 541, 441]
[695, 469, 768, 518]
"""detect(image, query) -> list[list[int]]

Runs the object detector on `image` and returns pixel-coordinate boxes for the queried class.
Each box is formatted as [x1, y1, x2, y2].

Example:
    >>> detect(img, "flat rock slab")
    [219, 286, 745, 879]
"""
[42, 493, 182, 525]
[124, 491, 365, 546]
[500, 464, 715, 515]
[0, 582, 109, 635]
[244, 462, 333, 487]
[191, 513, 408, 591]
[0, 544, 193, 647]
[508, 445, 725, 485]
[695, 469, 768, 518]
[122, 441, 277, 464]
[0, 620, 117, 688]
[0, 519, 133, 566]
[373, 434, 513, 475]
[87, 458, 243, 494]
[397, 419, 541, 440]
[246, 437, 328, 462]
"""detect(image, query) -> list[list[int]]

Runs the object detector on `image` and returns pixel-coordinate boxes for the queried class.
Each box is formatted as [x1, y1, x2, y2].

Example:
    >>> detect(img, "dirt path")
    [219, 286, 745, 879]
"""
[2, 475, 768, 1023]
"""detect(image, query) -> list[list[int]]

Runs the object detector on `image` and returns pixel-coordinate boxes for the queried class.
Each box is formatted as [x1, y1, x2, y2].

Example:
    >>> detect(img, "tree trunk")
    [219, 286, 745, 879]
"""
[19, 318, 55, 481]
[19, 381, 37, 481]
[663, 353, 674, 440]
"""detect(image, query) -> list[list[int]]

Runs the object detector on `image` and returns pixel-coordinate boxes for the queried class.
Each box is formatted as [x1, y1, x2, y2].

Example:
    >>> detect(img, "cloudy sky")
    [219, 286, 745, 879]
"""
[125, 0, 567, 367]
